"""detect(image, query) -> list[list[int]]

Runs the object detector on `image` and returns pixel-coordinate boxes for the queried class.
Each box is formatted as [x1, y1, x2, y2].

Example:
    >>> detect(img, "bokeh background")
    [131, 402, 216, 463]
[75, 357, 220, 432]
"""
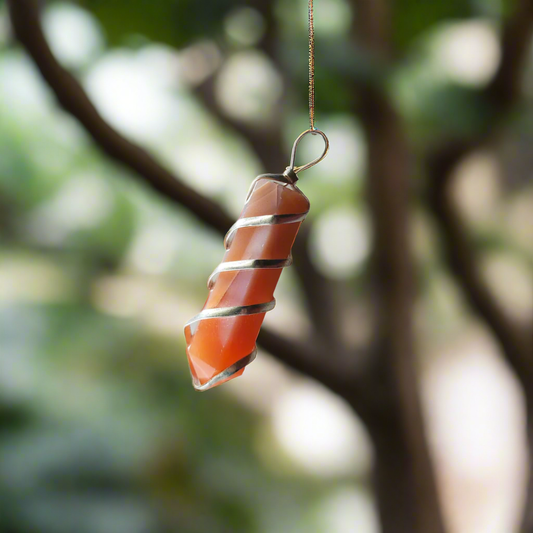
[0, 0, 532, 532]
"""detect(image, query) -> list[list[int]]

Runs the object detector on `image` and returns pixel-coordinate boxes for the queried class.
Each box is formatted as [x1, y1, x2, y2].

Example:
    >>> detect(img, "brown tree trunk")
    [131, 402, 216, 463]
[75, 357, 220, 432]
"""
[356, 89, 447, 533]
[359, 386, 446, 533]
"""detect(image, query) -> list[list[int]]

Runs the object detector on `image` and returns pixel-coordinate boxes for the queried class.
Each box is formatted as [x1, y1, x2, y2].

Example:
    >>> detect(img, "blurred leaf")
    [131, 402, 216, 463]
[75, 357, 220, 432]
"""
[78, 0, 246, 48]
[391, 0, 474, 50]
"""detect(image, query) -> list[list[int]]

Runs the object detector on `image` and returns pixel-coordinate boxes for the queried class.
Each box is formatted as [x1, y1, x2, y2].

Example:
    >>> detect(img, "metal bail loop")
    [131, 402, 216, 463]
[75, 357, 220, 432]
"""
[288, 128, 329, 176]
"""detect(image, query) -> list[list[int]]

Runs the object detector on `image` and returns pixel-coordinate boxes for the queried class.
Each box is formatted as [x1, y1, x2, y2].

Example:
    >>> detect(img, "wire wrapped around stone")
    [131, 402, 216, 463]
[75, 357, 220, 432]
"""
[184, 173, 309, 391]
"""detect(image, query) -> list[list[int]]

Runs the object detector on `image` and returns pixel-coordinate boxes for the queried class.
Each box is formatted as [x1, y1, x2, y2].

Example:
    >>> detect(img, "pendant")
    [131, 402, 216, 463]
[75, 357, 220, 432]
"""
[184, 129, 329, 391]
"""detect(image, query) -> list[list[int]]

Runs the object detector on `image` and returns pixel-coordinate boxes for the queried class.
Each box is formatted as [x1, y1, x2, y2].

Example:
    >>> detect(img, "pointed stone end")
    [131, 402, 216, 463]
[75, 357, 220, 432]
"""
[188, 349, 257, 392]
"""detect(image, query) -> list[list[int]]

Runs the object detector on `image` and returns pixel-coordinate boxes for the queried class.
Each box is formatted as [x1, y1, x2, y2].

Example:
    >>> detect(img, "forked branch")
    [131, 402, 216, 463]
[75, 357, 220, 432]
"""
[426, 0, 533, 382]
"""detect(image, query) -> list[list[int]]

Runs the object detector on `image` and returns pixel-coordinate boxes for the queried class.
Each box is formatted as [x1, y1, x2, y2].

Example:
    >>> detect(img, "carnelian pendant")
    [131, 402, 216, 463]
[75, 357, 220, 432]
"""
[184, 129, 329, 391]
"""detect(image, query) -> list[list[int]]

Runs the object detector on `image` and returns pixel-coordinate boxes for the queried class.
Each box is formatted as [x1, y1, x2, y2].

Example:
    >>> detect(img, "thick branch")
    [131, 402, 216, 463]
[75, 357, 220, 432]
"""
[258, 329, 353, 398]
[6, 0, 344, 387]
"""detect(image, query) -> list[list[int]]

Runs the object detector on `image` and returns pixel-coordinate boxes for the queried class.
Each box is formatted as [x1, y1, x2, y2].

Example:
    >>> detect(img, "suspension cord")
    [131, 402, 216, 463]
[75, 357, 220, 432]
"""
[308, 0, 315, 130]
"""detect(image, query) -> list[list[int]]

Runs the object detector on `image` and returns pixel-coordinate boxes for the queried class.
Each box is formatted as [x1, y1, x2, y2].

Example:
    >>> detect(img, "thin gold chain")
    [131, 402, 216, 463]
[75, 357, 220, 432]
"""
[308, 0, 315, 130]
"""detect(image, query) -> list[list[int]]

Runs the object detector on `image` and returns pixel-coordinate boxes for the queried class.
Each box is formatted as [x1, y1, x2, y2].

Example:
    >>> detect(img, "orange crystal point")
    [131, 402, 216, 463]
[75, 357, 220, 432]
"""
[184, 177, 309, 391]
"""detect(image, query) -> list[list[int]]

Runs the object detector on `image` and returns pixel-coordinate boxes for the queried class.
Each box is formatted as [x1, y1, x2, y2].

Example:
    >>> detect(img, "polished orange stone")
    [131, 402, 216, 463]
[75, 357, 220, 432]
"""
[184, 177, 309, 390]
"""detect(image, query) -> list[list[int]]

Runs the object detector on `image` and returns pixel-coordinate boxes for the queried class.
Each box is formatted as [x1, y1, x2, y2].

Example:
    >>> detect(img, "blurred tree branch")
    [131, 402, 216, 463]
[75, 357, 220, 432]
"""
[426, 0, 533, 403]
[5, 0, 349, 394]
[427, 142, 533, 381]
[425, 2, 533, 532]
[10, 4, 231, 235]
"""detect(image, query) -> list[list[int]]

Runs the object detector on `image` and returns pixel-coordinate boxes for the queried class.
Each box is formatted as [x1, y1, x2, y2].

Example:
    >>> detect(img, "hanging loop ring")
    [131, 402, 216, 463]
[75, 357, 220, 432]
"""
[288, 128, 329, 176]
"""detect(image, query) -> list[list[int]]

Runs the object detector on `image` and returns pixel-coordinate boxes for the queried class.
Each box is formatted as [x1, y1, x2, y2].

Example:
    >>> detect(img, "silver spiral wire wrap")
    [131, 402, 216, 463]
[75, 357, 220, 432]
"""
[184, 129, 329, 391]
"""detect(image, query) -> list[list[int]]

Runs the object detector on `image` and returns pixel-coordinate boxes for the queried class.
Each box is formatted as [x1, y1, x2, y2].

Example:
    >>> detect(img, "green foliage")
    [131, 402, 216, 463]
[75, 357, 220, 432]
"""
[391, 0, 474, 50]
[78, 0, 245, 47]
